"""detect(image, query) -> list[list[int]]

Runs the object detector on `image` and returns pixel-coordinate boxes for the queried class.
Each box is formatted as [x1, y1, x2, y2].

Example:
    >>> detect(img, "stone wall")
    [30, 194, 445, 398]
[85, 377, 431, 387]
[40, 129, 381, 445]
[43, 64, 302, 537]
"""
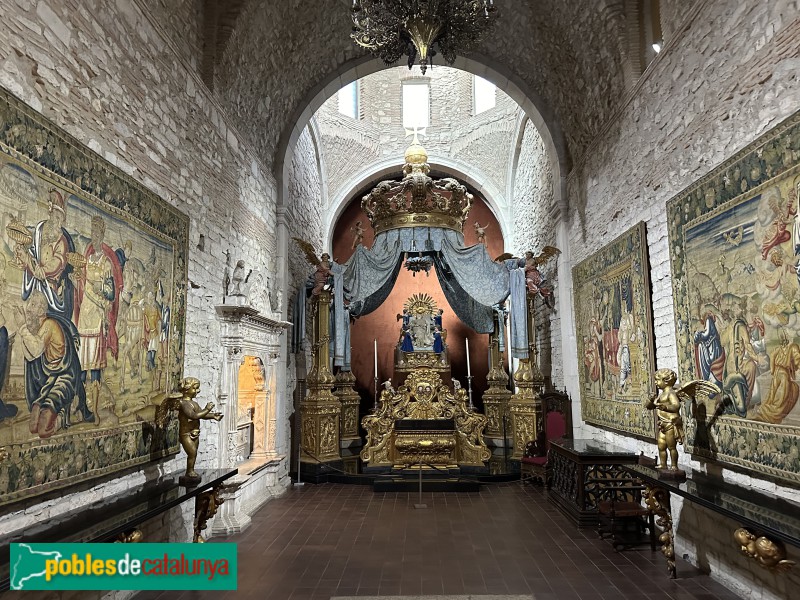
[563, 1, 800, 596]
[509, 118, 561, 388]
[140, 0, 202, 71]
[0, 0, 287, 538]
[317, 66, 520, 217]
[286, 123, 324, 341]
[214, 1, 632, 172]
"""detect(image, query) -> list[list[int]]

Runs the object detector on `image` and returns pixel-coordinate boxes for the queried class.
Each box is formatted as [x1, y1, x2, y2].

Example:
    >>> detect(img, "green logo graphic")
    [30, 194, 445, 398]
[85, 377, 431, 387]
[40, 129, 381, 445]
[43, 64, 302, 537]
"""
[10, 543, 237, 590]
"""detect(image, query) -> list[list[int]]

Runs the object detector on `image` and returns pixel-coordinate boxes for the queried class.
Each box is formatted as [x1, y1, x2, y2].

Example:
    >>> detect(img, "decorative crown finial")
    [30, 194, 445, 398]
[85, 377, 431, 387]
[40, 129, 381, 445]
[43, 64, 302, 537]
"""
[361, 134, 473, 235]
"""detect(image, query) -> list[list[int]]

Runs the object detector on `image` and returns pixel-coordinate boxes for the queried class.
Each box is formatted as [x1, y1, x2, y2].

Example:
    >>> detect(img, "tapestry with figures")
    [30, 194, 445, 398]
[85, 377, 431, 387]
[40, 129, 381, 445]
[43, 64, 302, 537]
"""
[668, 112, 800, 487]
[0, 87, 187, 505]
[573, 221, 656, 439]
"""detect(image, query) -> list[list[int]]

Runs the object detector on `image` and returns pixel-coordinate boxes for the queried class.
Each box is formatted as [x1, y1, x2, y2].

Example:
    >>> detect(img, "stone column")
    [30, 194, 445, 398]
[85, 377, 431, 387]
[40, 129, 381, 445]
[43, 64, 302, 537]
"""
[509, 293, 544, 460]
[275, 205, 291, 457]
[335, 370, 361, 448]
[299, 290, 341, 466]
[482, 308, 512, 447]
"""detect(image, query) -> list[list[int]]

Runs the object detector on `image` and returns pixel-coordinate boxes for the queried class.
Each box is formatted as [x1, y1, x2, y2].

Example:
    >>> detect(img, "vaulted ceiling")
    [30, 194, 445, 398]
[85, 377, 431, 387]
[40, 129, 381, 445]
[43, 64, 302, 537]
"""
[189, 0, 666, 175]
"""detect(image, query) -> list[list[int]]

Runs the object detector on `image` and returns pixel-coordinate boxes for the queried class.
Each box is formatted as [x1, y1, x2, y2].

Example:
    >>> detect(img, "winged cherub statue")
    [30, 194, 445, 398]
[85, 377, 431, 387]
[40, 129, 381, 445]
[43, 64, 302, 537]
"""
[645, 368, 720, 479]
[293, 237, 332, 296]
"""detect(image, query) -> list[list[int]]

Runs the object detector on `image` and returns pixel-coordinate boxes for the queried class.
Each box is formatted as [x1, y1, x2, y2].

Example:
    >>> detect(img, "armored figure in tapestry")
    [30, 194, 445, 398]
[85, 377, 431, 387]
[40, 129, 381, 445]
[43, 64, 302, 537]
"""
[0, 123, 186, 507]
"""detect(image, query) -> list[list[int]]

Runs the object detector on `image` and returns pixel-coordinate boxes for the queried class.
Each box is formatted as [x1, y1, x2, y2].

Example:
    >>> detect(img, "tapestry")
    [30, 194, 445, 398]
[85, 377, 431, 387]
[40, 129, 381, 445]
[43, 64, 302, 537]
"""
[668, 112, 800, 486]
[573, 222, 656, 439]
[0, 87, 188, 505]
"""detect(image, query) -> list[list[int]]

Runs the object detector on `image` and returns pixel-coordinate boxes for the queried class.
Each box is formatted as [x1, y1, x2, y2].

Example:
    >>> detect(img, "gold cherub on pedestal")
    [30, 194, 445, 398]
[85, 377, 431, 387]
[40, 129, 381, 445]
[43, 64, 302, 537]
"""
[159, 377, 224, 486]
[645, 368, 719, 480]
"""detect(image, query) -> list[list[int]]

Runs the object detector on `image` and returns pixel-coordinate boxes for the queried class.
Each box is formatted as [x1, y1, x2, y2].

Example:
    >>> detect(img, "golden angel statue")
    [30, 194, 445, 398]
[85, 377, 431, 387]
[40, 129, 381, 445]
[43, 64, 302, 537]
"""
[645, 368, 720, 479]
[293, 237, 332, 295]
[156, 377, 223, 486]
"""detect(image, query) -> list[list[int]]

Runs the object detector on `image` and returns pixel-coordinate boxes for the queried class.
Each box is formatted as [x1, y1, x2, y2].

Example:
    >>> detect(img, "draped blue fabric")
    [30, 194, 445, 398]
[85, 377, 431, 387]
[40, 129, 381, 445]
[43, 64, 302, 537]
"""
[438, 236, 509, 306]
[506, 260, 529, 359]
[332, 262, 351, 369]
[330, 226, 528, 363]
[431, 252, 495, 333]
[342, 239, 404, 317]
[375, 227, 464, 252]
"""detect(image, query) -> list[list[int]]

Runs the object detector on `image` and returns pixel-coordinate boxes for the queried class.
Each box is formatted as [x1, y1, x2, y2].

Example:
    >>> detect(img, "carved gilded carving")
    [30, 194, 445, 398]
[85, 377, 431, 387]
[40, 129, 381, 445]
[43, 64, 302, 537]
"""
[299, 291, 341, 463]
[394, 433, 457, 466]
[360, 150, 473, 234]
[361, 368, 490, 467]
[194, 485, 224, 543]
[396, 350, 449, 372]
[733, 528, 795, 573]
[643, 484, 676, 578]
[334, 370, 361, 445]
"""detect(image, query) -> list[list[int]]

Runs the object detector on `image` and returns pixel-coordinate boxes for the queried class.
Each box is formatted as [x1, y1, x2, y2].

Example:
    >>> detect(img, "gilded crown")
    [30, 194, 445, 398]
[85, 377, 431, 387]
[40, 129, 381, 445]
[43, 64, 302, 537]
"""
[361, 140, 473, 235]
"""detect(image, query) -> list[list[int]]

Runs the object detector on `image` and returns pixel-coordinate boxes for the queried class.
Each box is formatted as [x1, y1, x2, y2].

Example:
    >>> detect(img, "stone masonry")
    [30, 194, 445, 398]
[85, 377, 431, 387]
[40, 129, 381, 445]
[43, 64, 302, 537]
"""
[565, 1, 800, 597]
[0, 0, 292, 538]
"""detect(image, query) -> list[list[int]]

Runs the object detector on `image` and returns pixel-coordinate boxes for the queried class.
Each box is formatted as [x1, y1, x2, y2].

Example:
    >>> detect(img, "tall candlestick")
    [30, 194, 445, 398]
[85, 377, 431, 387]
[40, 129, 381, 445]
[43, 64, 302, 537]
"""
[466, 338, 471, 377]
[374, 339, 378, 378]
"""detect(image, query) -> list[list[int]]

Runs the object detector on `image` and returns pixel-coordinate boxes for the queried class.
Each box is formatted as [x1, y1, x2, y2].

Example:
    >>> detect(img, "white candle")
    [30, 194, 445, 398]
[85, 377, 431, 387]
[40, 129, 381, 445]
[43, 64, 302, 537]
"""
[374, 339, 378, 378]
[466, 338, 471, 377]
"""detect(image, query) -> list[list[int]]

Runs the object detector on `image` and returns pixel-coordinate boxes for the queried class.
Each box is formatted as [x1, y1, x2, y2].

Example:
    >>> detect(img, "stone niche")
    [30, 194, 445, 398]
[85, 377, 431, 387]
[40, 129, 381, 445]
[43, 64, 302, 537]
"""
[211, 303, 291, 536]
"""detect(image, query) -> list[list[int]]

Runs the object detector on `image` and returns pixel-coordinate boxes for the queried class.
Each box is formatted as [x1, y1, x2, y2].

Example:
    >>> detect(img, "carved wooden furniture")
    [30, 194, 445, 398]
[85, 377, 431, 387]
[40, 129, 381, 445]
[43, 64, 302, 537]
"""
[361, 369, 490, 468]
[547, 438, 639, 527]
[520, 390, 572, 486]
[593, 477, 656, 552]
[0, 468, 237, 591]
[624, 464, 800, 579]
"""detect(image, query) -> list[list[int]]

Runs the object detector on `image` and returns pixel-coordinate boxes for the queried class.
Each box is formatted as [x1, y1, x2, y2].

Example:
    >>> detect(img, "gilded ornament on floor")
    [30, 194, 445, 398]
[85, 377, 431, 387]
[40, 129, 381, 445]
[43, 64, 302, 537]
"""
[115, 528, 144, 543]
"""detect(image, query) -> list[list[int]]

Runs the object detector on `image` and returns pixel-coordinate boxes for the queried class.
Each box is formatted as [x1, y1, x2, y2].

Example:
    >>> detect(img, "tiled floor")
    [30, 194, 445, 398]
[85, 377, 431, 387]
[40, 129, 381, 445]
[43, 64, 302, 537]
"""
[139, 482, 742, 600]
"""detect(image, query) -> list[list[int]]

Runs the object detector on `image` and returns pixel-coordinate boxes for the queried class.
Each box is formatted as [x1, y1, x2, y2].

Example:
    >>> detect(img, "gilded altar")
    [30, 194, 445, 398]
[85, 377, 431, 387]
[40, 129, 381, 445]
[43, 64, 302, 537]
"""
[360, 369, 490, 468]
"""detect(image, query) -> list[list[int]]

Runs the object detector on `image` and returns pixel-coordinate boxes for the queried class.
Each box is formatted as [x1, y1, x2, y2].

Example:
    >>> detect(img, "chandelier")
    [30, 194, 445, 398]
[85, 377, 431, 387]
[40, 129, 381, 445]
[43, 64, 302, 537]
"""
[351, 0, 498, 74]
[404, 252, 434, 276]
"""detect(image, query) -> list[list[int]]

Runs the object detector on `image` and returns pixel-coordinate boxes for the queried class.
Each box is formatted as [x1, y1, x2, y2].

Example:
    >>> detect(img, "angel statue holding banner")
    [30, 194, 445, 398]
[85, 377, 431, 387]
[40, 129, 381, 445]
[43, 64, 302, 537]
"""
[293, 238, 332, 295]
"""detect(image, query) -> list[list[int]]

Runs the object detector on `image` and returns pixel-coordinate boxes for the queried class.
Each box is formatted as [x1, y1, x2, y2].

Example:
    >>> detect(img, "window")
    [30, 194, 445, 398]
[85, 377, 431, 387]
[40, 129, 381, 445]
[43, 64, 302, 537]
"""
[337, 81, 358, 119]
[474, 75, 496, 115]
[402, 81, 430, 129]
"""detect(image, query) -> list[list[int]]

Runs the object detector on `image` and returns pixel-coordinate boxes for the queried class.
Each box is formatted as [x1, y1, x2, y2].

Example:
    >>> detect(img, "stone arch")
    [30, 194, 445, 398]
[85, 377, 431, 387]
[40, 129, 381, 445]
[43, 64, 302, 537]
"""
[306, 118, 328, 215]
[322, 155, 511, 253]
[277, 54, 570, 218]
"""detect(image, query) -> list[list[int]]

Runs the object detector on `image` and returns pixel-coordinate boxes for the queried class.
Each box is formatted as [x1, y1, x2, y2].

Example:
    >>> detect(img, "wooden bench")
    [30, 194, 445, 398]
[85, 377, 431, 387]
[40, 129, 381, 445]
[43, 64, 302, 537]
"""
[0, 467, 237, 591]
